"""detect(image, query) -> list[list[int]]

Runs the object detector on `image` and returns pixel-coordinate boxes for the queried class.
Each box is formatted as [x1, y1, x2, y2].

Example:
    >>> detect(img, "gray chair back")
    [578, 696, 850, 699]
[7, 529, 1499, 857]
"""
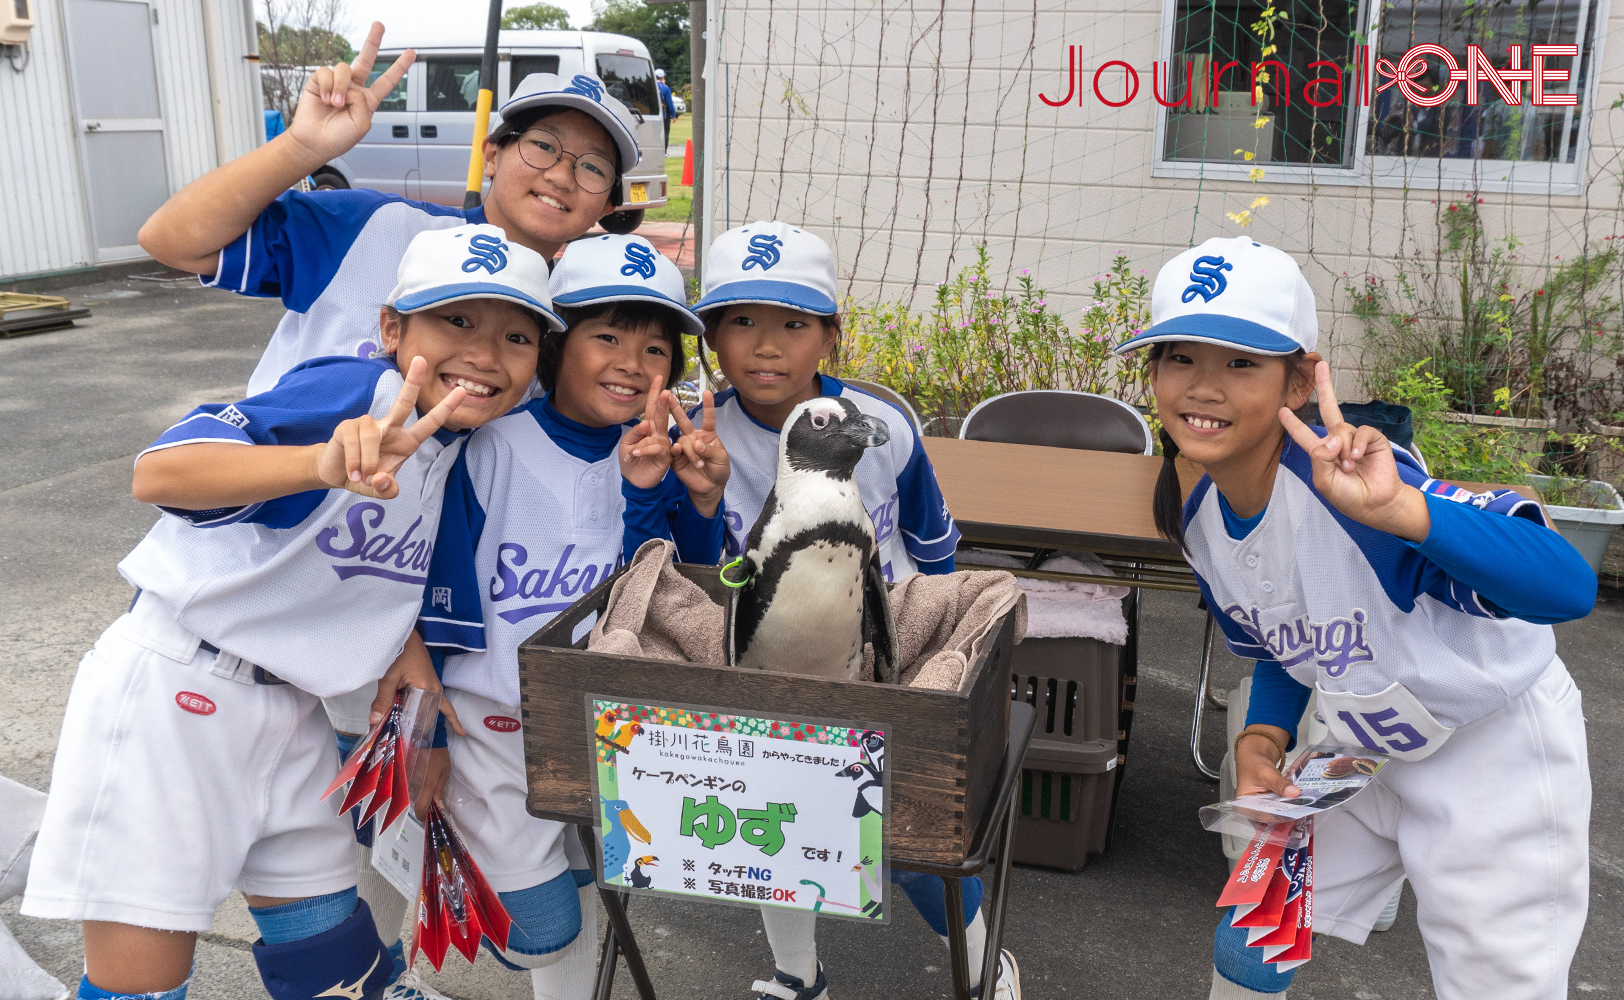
[844, 378, 924, 435]
[959, 390, 1153, 454]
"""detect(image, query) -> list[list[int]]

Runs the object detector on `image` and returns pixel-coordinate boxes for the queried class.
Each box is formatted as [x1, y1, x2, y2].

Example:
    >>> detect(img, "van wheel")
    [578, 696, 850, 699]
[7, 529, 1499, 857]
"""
[599, 210, 644, 234]
[313, 170, 349, 191]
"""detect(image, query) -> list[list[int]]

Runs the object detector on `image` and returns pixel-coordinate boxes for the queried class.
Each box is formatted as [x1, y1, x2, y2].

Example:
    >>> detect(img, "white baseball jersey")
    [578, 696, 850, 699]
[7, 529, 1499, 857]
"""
[118, 357, 466, 697]
[1188, 429, 1594, 758]
[418, 397, 723, 707]
[201, 188, 485, 394]
[706, 376, 960, 581]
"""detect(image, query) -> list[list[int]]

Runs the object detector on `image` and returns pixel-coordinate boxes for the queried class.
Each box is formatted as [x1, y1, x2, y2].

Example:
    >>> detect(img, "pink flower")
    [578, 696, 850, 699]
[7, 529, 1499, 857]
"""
[1037, 299, 1047, 306]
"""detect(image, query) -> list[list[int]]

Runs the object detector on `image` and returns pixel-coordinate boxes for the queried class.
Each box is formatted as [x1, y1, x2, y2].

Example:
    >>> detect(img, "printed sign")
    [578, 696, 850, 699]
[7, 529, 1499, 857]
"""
[372, 813, 425, 901]
[589, 698, 886, 922]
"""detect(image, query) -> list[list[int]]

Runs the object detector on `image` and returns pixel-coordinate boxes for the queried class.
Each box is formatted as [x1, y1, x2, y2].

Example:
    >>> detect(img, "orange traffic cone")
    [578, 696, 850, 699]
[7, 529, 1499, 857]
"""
[681, 138, 694, 187]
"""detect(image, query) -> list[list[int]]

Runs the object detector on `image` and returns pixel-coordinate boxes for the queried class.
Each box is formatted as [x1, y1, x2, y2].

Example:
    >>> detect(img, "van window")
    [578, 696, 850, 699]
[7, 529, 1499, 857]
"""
[425, 58, 481, 112]
[365, 66, 408, 112]
[510, 55, 561, 91]
[594, 53, 655, 116]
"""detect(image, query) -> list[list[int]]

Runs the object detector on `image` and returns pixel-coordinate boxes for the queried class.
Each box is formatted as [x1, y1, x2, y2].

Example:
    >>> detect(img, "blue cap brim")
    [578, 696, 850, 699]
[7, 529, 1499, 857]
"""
[552, 285, 705, 337]
[693, 279, 838, 316]
[393, 282, 566, 332]
[1112, 314, 1302, 356]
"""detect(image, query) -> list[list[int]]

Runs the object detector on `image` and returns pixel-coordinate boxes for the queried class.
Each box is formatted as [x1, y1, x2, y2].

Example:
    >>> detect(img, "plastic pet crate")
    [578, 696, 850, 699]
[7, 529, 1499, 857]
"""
[1009, 592, 1137, 870]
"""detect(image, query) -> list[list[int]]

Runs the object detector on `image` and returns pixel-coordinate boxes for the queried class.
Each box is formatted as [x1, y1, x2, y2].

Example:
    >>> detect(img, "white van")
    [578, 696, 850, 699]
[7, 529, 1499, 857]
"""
[313, 30, 670, 233]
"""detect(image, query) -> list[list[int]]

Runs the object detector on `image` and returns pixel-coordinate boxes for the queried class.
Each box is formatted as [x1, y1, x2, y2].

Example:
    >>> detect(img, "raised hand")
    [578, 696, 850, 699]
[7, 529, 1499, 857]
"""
[287, 22, 415, 164]
[669, 389, 730, 517]
[314, 357, 465, 499]
[619, 376, 673, 490]
[1279, 362, 1430, 541]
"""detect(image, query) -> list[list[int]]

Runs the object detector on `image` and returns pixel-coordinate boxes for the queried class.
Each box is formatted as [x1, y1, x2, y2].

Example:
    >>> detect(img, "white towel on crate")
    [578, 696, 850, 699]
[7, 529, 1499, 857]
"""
[956, 549, 1130, 644]
[0, 775, 66, 1000]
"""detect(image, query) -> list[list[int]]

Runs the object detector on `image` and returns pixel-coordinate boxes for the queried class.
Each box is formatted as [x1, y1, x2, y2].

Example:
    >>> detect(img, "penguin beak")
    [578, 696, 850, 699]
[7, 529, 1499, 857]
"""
[840, 414, 889, 449]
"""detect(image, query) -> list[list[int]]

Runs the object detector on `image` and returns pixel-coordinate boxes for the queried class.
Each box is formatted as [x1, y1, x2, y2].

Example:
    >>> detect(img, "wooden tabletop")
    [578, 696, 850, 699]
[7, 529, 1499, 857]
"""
[922, 437, 1197, 560]
[922, 437, 1542, 560]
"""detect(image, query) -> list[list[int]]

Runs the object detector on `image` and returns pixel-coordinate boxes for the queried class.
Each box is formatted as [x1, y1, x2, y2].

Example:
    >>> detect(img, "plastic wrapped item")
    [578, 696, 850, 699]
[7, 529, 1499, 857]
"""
[409, 803, 513, 971]
[322, 687, 442, 837]
[1199, 743, 1389, 840]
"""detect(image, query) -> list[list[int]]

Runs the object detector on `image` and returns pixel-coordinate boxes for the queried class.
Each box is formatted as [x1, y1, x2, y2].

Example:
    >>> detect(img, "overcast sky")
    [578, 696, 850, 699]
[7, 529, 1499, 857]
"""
[335, 1, 601, 49]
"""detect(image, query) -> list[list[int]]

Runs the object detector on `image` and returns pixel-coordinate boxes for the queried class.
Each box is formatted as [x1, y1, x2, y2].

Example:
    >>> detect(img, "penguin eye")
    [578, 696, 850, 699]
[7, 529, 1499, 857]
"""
[810, 413, 829, 429]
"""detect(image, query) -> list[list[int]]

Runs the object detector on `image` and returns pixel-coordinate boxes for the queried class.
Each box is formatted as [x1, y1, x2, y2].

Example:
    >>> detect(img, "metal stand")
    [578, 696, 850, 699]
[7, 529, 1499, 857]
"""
[1189, 612, 1222, 781]
[579, 702, 1038, 1000]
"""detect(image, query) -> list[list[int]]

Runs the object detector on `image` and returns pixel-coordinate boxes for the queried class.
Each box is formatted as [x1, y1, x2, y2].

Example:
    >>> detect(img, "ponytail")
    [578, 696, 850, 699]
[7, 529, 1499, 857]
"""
[1153, 428, 1188, 551]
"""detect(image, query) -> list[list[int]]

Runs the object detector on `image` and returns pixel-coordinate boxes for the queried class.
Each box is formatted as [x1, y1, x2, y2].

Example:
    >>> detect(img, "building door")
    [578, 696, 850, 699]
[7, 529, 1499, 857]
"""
[62, 0, 171, 262]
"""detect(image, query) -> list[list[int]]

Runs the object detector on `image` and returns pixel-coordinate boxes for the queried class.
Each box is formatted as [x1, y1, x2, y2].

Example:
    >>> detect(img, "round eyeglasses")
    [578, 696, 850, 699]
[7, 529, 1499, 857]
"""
[514, 129, 617, 194]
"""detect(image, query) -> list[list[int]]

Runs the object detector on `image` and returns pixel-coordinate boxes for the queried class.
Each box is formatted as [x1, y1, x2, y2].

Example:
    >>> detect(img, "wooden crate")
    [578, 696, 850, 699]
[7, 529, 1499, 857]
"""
[518, 564, 1016, 868]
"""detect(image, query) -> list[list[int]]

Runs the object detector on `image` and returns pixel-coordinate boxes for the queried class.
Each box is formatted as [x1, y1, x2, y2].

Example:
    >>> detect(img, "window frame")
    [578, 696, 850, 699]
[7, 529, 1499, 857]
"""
[1149, 0, 1612, 194]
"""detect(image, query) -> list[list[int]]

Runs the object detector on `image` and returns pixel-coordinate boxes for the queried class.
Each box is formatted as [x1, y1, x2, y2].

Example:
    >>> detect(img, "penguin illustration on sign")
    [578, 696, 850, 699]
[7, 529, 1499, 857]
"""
[724, 397, 901, 682]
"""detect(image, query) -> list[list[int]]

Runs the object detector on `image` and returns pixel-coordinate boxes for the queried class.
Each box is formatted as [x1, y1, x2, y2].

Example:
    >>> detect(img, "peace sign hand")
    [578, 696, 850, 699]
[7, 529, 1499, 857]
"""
[314, 357, 465, 499]
[619, 377, 674, 490]
[1279, 362, 1431, 542]
[669, 390, 730, 517]
[287, 22, 415, 164]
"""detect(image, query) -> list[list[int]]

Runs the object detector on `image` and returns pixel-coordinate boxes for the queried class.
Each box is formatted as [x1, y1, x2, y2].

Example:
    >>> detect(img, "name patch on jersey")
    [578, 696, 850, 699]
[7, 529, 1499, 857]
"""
[175, 691, 217, 715]
[489, 542, 617, 623]
[316, 502, 434, 585]
[484, 715, 521, 733]
[1224, 605, 1374, 677]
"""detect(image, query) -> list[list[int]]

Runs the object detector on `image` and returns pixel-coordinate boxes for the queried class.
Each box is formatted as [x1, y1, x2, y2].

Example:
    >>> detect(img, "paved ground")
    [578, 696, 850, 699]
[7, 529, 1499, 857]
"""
[0, 270, 1619, 998]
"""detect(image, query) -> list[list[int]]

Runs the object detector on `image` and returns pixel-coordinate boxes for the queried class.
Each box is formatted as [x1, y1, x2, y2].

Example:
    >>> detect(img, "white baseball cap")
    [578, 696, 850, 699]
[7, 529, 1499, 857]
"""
[1114, 236, 1317, 356]
[549, 233, 703, 337]
[501, 72, 642, 172]
[386, 224, 565, 332]
[654, 68, 666, 79]
[693, 220, 839, 316]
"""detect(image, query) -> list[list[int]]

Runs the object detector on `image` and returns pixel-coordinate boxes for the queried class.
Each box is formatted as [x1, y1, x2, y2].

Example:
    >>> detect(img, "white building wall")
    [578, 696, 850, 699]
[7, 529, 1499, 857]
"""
[703, 1, 1624, 387]
[0, 0, 94, 278]
[0, 0, 262, 280]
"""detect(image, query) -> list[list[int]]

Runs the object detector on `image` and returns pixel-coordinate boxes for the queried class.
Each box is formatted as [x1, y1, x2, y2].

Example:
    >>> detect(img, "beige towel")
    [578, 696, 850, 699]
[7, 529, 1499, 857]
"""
[587, 541, 1026, 692]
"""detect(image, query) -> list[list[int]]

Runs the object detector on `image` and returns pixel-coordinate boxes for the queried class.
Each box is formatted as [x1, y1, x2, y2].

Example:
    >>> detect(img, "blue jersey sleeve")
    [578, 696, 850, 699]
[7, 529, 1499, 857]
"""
[1244, 661, 1313, 749]
[200, 189, 467, 312]
[141, 357, 392, 529]
[418, 447, 489, 651]
[621, 476, 673, 560]
[1409, 484, 1597, 623]
[896, 438, 960, 573]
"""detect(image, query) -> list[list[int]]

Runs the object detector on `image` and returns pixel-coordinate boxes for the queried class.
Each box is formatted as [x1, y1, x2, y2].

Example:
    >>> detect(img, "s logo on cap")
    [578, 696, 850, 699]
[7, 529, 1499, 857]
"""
[1182, 255, 1233, 303]
[563, 74, 604, 102]
[463, 233, 510, 275]
[742, 234, 783, 271]
[621, 242, 658, 279]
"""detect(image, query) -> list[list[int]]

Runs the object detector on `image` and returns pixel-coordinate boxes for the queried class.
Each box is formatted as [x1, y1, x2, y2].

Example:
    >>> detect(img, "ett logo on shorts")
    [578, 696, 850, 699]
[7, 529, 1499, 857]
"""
[175, 691, 217, 716]
[485, 715, 521, 733]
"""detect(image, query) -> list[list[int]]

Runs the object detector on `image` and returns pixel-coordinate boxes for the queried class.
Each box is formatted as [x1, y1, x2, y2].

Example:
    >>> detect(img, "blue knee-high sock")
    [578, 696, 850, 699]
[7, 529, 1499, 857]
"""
[1213, 908, 1298, 993]
[78, 974, 190, 1000]
[250, 887, 359, 945]
[890, 871, 983, 935]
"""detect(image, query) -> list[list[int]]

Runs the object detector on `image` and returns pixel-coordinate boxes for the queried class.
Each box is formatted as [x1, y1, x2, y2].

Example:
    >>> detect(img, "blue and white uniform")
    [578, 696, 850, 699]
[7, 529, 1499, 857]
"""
[708, 375, 959, 580]
[417, 396, 721, 897]
[204, 188, 485, 395]
[23, 356, 465, 933]
[1190, 433, 1595, 1000]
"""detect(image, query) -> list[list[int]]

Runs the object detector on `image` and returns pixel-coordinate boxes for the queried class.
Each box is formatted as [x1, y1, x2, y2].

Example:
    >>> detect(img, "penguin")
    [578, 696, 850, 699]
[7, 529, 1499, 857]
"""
[628, 855, 659, 888]
[837, 761, 884, 818]
[725, 396, 901, 683]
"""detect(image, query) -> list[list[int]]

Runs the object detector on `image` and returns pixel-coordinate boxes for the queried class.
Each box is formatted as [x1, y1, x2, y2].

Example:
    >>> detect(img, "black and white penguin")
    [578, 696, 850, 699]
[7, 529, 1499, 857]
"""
[725, 397, 901, 682]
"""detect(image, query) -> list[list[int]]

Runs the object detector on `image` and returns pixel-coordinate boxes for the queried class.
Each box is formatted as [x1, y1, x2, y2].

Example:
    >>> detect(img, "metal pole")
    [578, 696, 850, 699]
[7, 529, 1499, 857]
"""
[464, 0, 503, 209]
[689, 1, 706, 280]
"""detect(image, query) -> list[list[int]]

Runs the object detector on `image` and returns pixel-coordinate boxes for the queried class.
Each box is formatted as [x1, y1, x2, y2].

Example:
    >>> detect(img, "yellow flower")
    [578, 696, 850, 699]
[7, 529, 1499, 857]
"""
[1254, 117, 1269, 129]
[1227, 210, 1254, 227]
[1249, 195, 1270, 209]
[1248, 168, 1266, 182]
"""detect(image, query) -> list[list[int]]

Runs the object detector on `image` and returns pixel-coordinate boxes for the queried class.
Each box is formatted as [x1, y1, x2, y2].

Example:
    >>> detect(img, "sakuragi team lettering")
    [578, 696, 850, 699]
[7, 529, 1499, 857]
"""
[1041, 42, 1580, 110]
[315, 501, 433, 585]
[489, 542, 618, 623]
[1223, 604, 1374, 677]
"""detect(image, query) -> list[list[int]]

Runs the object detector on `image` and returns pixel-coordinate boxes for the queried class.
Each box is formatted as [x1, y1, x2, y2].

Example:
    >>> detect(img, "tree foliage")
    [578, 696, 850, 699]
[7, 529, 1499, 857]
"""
[502, 4, 571, 30]
[257, 0, 355, 123]
[590, 0, 689, 88]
